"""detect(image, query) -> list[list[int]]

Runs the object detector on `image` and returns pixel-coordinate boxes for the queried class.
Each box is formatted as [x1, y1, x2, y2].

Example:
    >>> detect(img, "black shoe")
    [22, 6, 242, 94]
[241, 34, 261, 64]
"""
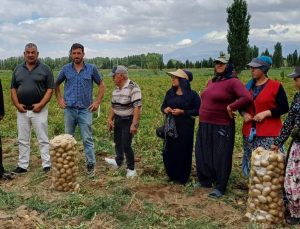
[0, 172, 14, 180]
[12, 167, 27, 175]
[286, 216, 300, 225]
[87, 164, 95, 177]
[208, 189, 224, 198]
[43, 167, 51, 173]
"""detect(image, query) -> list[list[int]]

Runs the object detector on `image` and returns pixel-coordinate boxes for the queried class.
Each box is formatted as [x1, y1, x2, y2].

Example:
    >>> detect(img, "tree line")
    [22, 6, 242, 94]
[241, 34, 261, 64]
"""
[0, 44, 297, 72]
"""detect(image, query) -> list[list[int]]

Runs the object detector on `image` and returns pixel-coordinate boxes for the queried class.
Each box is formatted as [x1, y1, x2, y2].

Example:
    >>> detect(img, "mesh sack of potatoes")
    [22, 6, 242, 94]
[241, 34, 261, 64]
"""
[245, 147, 285, 225]
[49, 134, 80, 192]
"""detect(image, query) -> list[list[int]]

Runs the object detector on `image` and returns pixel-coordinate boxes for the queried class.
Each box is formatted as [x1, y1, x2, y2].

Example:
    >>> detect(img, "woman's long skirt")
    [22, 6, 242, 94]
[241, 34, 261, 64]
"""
[163, 116, 195, 184]
[195, 122, 235, 193]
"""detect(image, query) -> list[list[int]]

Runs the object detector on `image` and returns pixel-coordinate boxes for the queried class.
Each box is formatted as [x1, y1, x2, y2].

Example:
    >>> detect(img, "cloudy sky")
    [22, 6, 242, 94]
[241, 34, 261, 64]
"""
[0, 0, 300, 61]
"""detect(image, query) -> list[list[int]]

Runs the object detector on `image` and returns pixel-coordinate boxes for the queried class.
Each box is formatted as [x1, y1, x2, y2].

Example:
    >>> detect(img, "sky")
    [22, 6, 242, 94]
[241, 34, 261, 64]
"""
[0, 0, 300, 61]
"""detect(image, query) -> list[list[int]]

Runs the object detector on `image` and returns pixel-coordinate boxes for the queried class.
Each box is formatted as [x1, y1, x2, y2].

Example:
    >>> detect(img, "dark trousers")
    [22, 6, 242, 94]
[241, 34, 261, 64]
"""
[114, 115, 135, 170]
[0, 136, 5, 174]
[195, 122, 235, 193]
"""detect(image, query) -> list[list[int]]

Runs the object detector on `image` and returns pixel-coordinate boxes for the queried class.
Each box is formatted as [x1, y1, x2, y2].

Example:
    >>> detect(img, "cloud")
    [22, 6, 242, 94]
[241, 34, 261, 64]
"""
[91, 30, 123, 42]
[177, 39, 192, 46]
[0, 0, 299, 59]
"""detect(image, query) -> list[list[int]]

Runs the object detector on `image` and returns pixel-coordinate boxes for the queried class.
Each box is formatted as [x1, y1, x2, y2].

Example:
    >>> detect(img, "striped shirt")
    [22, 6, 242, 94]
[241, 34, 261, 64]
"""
[112, 79, 142, 116]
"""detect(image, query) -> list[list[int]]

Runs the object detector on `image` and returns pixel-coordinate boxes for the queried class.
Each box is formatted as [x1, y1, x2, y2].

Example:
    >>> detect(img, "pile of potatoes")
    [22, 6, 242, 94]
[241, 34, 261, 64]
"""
[49, 134, 80, 192]
[245, 147, 285, 225]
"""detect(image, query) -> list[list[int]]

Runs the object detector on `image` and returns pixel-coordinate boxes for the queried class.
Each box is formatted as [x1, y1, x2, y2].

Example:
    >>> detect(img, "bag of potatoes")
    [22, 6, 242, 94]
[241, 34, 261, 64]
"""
[49, 134, 80, 192]
[245, 147, 285, 225]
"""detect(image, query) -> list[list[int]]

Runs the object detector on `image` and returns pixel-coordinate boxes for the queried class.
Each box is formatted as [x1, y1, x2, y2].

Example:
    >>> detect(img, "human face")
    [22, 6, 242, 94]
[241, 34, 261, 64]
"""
[250, 67, 265, 80]
[215, 61, 226, 74]
[294, 77, 300, 90]
[112, 73, 124, 87]
[170, 75, 179, 87]
[24, 47, 39, 65]
[71, 48, 84, 64]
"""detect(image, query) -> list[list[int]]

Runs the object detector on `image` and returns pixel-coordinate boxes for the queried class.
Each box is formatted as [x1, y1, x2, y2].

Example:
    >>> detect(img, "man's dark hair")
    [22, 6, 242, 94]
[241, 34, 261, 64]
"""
[70, 43, 84, 53]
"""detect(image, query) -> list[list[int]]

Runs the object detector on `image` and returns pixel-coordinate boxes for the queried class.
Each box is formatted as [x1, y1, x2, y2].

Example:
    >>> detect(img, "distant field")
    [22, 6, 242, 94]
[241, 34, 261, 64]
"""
[0, 68, 297, 228]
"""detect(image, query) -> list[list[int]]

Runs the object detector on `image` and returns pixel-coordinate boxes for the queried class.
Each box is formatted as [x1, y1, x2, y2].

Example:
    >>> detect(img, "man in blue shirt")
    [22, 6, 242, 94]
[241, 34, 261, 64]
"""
[55, 43, 105, 177]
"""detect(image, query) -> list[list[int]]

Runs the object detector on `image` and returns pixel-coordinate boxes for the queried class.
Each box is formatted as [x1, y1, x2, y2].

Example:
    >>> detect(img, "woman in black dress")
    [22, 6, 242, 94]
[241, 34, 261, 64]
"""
[161, 69, 200, 184]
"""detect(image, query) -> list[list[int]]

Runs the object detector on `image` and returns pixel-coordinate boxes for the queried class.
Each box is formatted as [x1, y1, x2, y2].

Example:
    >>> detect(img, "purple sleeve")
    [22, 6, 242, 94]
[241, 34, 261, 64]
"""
[228, 78, 252, 111]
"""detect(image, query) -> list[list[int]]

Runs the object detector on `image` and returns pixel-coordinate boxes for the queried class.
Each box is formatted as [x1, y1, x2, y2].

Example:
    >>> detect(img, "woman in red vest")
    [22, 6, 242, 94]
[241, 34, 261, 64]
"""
[241, 56, 289, 176]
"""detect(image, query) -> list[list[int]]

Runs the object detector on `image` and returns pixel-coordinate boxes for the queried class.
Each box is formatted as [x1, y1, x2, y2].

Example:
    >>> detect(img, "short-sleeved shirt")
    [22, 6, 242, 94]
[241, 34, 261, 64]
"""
[11, 61, 55, 106]
[56, 63, 102, 108]
[111, 79, 142, 116]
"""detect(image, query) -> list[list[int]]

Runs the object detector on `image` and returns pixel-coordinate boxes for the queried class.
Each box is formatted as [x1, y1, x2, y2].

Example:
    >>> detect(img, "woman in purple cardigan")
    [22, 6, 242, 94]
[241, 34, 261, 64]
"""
[195, 53, 252, 198]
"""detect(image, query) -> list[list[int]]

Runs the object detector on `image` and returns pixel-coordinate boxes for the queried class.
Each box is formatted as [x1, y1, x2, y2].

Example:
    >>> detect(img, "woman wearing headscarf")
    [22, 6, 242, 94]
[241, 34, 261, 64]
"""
[242, 56, 289, 176]
[195, 53, 252, 198]
[161, 69, 200, 184]
[271, 67, 300, 225]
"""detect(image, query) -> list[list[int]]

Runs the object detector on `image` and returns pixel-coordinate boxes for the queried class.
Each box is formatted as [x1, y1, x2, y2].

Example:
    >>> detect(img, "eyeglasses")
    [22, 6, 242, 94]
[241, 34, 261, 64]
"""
[215, 61, 225, 65]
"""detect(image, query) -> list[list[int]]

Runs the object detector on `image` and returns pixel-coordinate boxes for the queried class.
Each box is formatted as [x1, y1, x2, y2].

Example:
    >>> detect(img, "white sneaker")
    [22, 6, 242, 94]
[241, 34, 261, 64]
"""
[104, 157, 119, 169]
[126, 169, 137, 178]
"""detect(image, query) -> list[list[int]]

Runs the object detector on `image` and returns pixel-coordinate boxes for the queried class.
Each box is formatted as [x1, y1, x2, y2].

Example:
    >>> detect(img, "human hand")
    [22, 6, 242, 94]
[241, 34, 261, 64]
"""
[130, 123, 138, 135]
[164, 107, 173, 114]
[88, 101, 100, 112]
[32, 103, 43, 113]
[171, 109, 184, 116]
[57, 97, 66, 109]
[253, 110, 271, 123]
[243, 112, 253, 122]
[107, 119, 114, 131]
[17, 104, 26, 113]
[227, 105, 236, 119]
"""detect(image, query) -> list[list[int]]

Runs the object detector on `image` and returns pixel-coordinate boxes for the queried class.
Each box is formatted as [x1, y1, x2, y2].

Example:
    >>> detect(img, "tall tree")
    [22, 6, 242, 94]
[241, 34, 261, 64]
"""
[293, 50, 298, 66]
[227, 0, 251, 73]
[261, 48, 271, 57]
[273, 42, 283, 68]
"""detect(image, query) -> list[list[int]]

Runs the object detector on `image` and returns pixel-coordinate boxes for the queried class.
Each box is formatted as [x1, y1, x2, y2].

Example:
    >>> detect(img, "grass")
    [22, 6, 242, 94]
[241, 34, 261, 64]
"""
[0, 68, 298, 228]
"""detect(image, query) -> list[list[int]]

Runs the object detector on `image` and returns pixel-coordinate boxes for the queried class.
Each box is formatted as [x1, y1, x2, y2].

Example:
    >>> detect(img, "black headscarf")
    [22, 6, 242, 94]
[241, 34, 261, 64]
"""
[212, 62, 237, 82]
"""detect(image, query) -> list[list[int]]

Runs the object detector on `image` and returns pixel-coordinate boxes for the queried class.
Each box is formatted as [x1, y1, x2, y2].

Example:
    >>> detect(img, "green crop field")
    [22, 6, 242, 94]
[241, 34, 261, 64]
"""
[0, 68, 297, 228]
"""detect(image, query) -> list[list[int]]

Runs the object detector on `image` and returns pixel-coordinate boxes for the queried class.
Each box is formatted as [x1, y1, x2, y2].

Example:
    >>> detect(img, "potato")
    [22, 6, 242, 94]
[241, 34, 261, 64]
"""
[268, 203, 277, 209]
[256, 215, 266, 223]
[269, 209, 278, 216]
[262, 187, 271, 196]
[254, 161, 261, 166]
[257, 195, 267, 204]
[255, 184, 264, 191]
[277, 154, 284, 163]
[260, 160, 269, 167]
[272, 178, 279, 185]
[249, 202, 256, 210]
[278, 163, 284, 170]
[269, 191, 277, 198]
[265, 214, 273, 222]
[266, 196, 273, 203]
[253, 198, 260, 206]
[262, 175, 272, 182]
[252, 176, 260, 184]
[266, 165, 274, 171]
[268, 154, 277, 162]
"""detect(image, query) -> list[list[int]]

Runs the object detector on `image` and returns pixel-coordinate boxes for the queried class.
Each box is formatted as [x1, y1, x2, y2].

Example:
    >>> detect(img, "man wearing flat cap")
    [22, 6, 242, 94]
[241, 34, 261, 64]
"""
[105, 65, 142, 178]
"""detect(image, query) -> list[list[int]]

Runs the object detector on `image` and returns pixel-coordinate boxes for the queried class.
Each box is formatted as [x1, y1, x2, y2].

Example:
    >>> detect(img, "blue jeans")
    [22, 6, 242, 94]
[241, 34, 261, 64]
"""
[64, 107, 96, 165]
